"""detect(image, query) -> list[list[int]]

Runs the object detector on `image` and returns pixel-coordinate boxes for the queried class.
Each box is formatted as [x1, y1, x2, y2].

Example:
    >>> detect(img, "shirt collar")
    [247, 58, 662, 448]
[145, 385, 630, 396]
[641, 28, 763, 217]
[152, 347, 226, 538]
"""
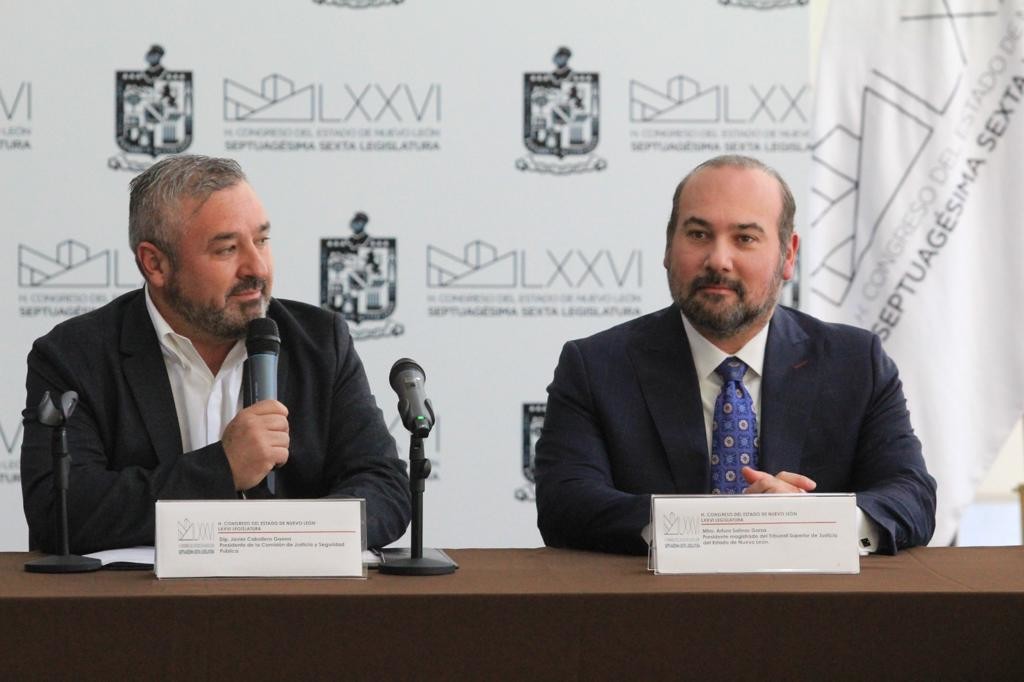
[680, 309, 770, 381]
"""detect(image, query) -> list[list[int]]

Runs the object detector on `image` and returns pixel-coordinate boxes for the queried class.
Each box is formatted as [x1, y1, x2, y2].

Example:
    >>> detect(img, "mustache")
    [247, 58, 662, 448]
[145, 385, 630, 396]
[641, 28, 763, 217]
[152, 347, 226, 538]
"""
[228, 277, 267, 297]
[688, 272, 746, 298]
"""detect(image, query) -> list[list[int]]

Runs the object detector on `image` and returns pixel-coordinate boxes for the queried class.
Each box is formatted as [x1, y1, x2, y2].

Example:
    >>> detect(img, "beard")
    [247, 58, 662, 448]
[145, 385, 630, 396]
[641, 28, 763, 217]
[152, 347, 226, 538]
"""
[165, 274, 269, 341]
[669, 261, 783, 340]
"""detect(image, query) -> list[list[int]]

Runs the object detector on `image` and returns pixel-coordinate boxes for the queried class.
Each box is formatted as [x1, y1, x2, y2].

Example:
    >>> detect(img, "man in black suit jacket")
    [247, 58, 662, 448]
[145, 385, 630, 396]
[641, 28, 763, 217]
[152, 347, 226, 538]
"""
[21, 155, 410, 554]
[535, 155, 936, 555]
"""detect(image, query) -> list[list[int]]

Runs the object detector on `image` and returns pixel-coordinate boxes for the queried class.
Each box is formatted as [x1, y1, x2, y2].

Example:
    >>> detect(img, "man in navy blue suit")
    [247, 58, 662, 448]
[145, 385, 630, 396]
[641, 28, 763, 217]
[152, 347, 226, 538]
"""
[535, 155, 936, 555]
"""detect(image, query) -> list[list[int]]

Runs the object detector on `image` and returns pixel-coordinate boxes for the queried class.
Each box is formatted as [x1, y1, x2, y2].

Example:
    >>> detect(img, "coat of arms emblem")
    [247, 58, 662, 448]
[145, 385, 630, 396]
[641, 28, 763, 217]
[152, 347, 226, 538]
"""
[515, 403, 546, 501]
[110, 45, 192, 171]
[321, 213, 402, 338]
[517, 47, 605, 174]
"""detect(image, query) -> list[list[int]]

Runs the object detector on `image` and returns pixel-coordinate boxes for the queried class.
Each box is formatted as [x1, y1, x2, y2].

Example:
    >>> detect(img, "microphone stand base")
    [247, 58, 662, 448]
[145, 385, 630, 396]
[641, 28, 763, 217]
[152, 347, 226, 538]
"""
[25, 554, 103, 574]
[378, 547, 457, 575]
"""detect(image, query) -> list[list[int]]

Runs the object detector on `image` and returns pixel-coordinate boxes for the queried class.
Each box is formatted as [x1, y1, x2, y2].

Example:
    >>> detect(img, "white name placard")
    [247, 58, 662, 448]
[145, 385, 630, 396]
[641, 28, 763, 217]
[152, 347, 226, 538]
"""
[650, 494, 859, 574]
[155, 499, 365, 578]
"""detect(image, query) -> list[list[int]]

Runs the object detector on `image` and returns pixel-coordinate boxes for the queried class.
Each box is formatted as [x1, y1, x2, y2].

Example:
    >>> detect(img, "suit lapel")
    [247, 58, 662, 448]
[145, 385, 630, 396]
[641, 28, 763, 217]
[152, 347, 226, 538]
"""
[120, 293, 184, 465]
[759, 308, 817, 476]
[626, 307, 709, 493]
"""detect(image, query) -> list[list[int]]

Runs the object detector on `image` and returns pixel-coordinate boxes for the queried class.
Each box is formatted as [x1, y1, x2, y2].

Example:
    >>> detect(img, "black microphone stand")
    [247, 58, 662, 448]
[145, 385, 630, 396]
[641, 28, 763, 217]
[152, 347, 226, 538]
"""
[25, 391, 102, 574]
[379, 435, 456, 576]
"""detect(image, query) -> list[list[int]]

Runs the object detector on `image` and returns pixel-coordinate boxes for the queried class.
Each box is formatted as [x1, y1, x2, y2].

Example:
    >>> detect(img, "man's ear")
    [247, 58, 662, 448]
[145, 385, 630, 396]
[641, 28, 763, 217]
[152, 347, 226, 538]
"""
[781, 232, 799, 282]
[136, 241, 172, 288]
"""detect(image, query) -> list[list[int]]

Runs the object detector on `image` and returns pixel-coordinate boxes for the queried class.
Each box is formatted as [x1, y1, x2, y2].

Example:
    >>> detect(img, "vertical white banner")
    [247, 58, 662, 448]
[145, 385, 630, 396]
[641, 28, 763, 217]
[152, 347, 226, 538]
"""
[807, 0, 1024, 544]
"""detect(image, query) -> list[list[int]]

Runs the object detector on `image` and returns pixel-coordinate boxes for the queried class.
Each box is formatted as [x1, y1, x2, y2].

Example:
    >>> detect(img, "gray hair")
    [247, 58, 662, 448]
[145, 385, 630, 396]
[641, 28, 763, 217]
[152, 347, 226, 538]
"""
[128, 155, 247, 267]
[664, 154, 796, 256]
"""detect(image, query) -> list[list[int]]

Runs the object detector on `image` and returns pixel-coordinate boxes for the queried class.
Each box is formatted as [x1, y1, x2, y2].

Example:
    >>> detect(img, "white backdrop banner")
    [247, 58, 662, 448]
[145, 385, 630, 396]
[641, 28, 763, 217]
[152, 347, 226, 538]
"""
[807, 0, 1024, 545]
[0, 0, 810, 550]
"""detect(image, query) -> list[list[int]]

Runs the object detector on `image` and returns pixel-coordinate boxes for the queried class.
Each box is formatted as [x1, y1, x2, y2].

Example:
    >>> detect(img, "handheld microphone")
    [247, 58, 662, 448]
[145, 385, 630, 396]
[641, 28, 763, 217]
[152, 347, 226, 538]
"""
[244, 317, 281, 495]
[244, 317, 280, 406]
[389, 358, 434, 437]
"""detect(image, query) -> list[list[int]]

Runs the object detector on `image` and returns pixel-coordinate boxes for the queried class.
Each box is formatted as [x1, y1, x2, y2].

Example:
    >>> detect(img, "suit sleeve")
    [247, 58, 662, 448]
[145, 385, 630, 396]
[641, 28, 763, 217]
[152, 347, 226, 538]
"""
[20, 338, 236, 555]
[852, 334, 937, 553]
[534, 341, 651, 555]
[321, 315, 411, 548]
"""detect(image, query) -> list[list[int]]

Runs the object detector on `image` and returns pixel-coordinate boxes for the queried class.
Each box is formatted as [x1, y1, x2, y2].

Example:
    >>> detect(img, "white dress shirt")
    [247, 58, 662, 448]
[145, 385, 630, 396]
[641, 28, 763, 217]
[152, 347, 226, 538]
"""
[144, 287, 247, 454]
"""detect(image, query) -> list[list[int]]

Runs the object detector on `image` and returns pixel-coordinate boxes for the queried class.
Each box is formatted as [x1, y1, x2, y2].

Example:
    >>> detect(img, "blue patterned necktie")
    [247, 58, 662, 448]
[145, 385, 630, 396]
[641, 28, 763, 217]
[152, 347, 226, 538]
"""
[711, 357, 759, 494]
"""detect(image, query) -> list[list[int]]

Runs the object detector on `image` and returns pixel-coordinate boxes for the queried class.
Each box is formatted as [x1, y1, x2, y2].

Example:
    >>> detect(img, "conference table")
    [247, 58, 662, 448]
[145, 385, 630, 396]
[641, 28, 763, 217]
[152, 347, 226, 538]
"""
[1, 547, 1022, 680]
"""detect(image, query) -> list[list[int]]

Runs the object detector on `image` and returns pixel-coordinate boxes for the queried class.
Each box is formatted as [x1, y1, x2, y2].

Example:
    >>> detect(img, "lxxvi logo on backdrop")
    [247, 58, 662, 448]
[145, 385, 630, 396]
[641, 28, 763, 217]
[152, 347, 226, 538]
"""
[515, 403, 545, 502]
[424, 239, 643, 319]
[109, 45, 193, 172]
[223, 73, 441, 153]
[321, 212, 404, 340]
[629, 72, 810, 154]
[16, 239, 141, 318]
[0, 81, 32, 151]
[517, 47, 605, 174]
[313, 0, 405, 6]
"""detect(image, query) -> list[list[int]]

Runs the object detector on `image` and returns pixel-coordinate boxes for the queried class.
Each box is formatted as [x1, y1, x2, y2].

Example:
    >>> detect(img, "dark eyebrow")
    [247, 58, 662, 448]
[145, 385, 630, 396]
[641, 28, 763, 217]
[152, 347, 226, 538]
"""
[683, 216, 767, 234]
[207, 222, 271, 245]
[208, 232, 236, 245]
[682, 216, 712, 229]
[736, 222, 767, 234]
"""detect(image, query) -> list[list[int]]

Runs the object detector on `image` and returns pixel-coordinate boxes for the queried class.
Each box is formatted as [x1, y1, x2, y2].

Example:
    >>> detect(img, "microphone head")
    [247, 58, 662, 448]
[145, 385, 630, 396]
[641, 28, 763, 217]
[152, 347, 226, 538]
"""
[32, 390, 79, 426]
[35, 391, 63, 427]
[389, 358, 425, 391]
[59, 391, 79, 420]
[246, 317, 280, 356]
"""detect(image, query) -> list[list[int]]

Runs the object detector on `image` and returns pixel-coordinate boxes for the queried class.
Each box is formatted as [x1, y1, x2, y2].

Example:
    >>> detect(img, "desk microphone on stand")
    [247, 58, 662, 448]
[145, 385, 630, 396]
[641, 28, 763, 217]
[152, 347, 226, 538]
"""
[24, 390, 102, 574]
[378, 358, 457, 576]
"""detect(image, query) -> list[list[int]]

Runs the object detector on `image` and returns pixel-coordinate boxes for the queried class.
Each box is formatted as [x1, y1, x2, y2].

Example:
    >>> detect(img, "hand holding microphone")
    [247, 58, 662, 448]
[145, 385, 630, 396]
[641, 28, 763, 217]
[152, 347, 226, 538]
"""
[222, 400, 289, 491]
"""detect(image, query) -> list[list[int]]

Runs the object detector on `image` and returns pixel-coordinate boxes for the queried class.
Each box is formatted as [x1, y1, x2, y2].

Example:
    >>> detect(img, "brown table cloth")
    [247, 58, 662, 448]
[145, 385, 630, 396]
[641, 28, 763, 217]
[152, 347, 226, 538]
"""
[1, 547, 1022, 680]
